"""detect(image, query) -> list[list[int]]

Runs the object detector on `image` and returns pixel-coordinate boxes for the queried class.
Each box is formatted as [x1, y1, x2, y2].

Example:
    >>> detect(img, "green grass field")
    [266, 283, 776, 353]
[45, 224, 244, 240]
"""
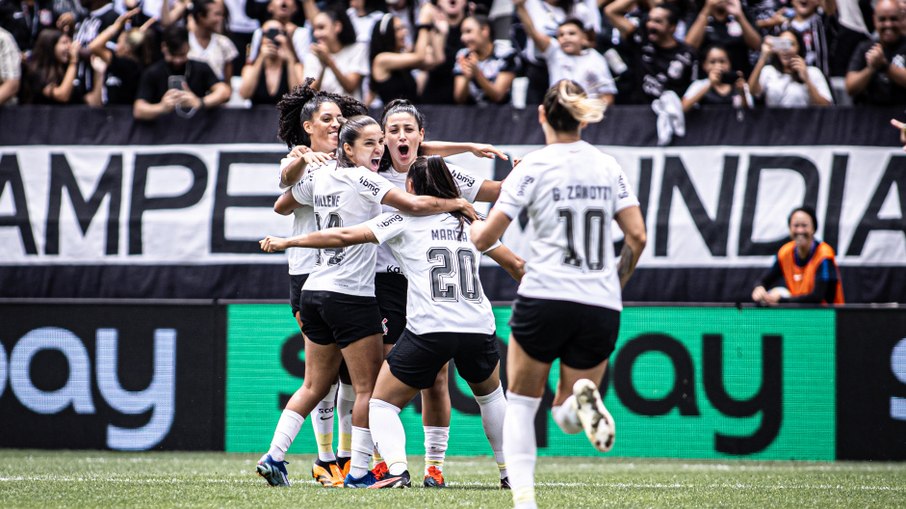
[1, 451, 905, 508]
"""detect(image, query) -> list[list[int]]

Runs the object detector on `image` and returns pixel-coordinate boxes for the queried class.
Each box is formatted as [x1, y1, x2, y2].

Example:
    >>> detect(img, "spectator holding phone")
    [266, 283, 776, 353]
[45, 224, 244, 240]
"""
[682, 44, 752, 111]
[453, 13, 520, 105]
[239, 19, 304, 105]
[133, 24, 230, 119]
[844, 0, 906, 105]
[748, 29, 833, 106]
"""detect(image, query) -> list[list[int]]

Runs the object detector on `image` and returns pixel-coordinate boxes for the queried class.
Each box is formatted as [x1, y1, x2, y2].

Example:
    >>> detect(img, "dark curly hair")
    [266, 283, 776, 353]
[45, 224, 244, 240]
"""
[276, 78, 367, 149]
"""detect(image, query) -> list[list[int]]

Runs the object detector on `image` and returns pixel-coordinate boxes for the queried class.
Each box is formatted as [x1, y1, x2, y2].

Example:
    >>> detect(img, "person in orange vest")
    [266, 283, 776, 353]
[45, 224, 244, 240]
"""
[751, 206, 844, 305]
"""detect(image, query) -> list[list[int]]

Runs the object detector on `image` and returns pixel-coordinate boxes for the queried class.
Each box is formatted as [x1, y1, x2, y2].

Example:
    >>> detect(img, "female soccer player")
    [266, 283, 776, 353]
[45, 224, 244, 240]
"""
[375, 98, 504, 488]
[260, 80, 368, 489]
[470, 80, 647, 509]
[262, 81, 508, 488]
[263, 115, 476, 489]
[261, 155, 524, 489]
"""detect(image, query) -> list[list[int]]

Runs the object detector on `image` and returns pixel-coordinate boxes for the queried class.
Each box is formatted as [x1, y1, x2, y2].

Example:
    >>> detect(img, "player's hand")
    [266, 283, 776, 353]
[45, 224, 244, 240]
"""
[456, 198, 478, 221]
[260, 236, 289, 252]
[302, 151, 334, 165]
[287, 145, 312, 159]
[467, 143, 507, 160]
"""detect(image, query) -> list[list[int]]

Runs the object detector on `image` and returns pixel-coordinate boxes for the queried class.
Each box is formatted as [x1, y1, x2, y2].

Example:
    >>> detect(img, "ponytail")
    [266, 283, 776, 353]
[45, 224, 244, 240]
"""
[542, 80, 606, 133]
[407, 156, 468, 235]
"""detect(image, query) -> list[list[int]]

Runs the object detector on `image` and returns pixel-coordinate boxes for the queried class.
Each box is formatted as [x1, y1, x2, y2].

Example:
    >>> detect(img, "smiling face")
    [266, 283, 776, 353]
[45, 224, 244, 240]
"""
[460, 18, 488, 52]
[383, 112, 424, 171]
[343, 123, 385, 171]
[304, 102, 343, 153]
[556, 22, 587, 55]
[788, 210, 816, 253]
[874, 0, 903, 46]
[312, 13, 340, 44]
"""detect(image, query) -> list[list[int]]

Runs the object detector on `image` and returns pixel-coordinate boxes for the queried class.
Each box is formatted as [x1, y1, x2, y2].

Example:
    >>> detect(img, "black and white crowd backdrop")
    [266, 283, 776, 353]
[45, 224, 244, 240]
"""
[0, 105, 904, 302]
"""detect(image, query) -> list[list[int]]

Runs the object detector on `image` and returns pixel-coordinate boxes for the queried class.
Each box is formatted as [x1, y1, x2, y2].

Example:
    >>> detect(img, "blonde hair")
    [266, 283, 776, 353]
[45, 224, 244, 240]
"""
[542, 80, 606, 132]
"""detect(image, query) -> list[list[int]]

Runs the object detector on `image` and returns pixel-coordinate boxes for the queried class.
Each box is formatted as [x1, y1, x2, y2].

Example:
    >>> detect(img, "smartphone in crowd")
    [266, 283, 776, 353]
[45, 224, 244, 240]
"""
[720, 71, 738, 85]
[168, 75, 187, 91]
[768, 35, 793, 52]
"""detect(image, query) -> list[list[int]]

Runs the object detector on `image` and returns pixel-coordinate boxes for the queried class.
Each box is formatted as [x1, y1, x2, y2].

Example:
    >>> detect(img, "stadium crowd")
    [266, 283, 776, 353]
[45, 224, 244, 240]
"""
[0, 0, 901, 113]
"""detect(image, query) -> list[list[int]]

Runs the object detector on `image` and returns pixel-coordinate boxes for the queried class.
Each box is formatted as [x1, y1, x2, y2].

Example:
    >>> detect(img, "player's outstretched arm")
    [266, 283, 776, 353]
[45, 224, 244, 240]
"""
[382, 188, 477, 219]
[260, 225, 377, 252]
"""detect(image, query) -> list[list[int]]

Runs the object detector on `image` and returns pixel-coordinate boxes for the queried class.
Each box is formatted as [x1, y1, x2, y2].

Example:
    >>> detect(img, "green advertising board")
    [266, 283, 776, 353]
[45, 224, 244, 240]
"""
[226, 305, 834, 460]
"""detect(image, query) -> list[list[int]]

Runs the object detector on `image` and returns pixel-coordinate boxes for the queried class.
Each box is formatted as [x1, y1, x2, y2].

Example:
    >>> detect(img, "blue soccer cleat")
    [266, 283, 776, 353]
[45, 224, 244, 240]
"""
[256, 454, 290, 487]
[343, 470, 378, 488]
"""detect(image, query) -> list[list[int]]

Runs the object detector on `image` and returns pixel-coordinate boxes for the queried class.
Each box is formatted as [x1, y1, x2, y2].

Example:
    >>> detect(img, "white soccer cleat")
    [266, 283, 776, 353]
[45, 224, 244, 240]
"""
[572, 379, 616, 453]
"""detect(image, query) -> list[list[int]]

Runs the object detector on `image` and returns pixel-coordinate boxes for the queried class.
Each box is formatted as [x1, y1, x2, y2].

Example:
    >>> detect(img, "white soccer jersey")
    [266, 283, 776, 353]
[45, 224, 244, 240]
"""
[292, 166, 395, 296]
[494, 140, 639, 310]
[374, 162, 486, 275]
[367, 212, 496, 335]
[281, 158, 337, 275]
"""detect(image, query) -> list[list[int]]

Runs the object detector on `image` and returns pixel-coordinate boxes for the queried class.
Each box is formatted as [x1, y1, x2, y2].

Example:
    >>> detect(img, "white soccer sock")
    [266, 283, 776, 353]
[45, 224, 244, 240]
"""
[267, 409, 305, 462]
[349, 426, 374, 479]
[552, 395, 582, 434]
[475, 384, 508, 479]
[423, 426, 449, 475]
[369, 399, 408, 476]
[337, 382, 355, 458]
[311, 384, 338, 462]
[503, 391, 540, 509]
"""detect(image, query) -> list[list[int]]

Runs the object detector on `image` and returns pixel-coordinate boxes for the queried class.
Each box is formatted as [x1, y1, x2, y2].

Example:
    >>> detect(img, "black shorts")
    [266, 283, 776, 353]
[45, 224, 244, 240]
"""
[289, 274, 309, 317]
[509, 296, 620, 369]
[300, 290, 384, 348]
[386, 329, 500, 389]
[375, 272, 408, 345]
